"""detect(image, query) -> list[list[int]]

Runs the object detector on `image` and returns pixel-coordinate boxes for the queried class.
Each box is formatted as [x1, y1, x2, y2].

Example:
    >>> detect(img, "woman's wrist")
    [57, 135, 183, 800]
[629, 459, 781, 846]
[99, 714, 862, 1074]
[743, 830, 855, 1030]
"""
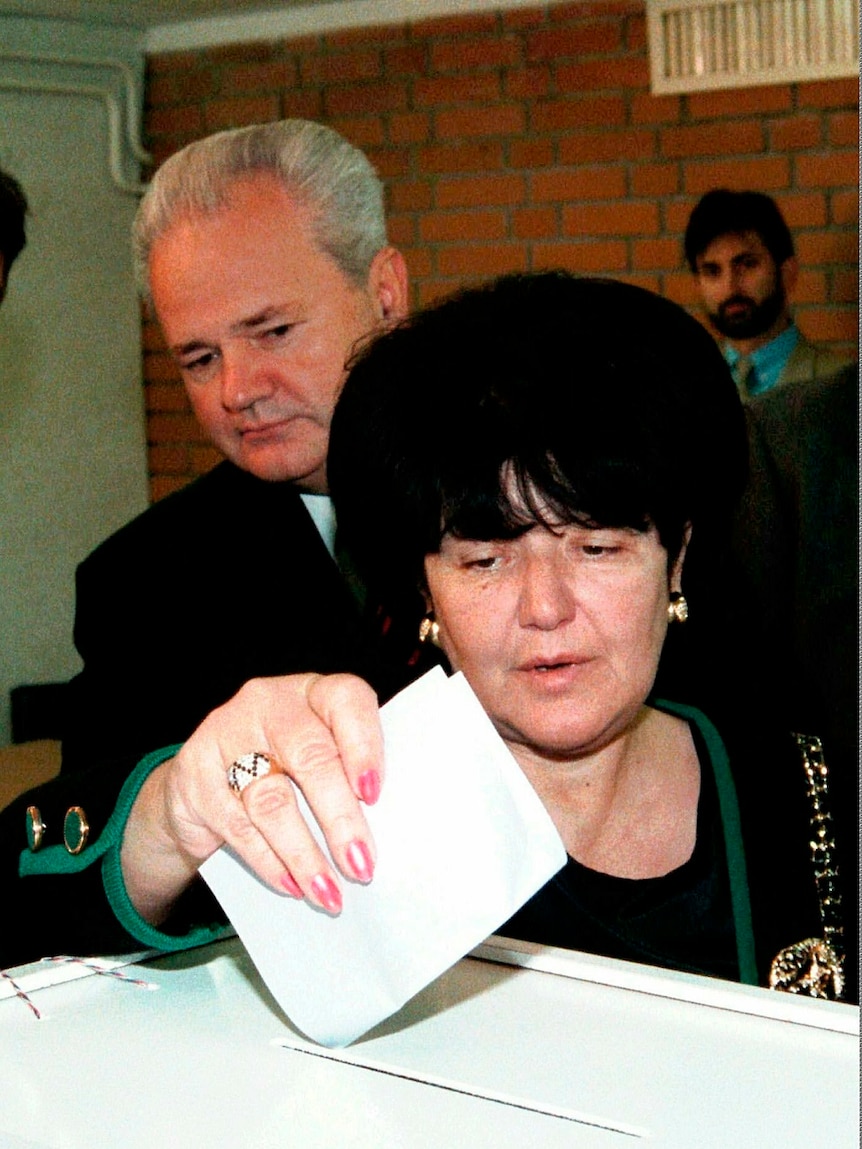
[120, 758, 205, 926]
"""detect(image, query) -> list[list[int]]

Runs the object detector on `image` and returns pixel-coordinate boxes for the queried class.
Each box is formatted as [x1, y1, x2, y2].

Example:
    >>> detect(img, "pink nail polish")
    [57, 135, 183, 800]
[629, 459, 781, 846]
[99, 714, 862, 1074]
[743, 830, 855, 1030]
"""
[280, 872, 303, 899]
[346, 839, 374, 884]
[311, 873, 343, 914]
[357, 769, 381, 805]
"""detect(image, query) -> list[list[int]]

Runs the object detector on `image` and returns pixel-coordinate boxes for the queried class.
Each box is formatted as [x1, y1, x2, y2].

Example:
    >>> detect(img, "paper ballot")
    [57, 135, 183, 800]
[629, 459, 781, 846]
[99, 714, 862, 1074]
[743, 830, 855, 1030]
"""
[201, 667, 566, 1046]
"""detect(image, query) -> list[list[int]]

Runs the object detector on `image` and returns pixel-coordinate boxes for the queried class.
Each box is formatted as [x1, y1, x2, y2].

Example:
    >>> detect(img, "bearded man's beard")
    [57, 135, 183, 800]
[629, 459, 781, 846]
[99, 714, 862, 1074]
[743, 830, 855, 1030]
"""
[709, 283, 786, 340]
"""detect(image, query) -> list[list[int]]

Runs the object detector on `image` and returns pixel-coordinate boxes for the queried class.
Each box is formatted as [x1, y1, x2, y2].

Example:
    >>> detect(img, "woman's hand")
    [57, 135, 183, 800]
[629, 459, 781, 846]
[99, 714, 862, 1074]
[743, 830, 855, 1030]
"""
[120, 673, 384, 926]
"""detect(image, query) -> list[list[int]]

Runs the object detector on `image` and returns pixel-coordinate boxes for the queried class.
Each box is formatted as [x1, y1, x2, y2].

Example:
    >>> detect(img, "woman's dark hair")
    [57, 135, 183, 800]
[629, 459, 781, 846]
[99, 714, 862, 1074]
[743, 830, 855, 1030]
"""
[329, 271, 747, 633]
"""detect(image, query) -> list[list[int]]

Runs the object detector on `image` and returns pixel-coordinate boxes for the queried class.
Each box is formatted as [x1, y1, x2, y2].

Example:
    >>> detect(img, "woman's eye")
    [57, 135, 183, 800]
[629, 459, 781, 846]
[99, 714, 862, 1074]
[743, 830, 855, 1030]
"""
[464, 555, 502, 571]
[261, 323, 292, 342]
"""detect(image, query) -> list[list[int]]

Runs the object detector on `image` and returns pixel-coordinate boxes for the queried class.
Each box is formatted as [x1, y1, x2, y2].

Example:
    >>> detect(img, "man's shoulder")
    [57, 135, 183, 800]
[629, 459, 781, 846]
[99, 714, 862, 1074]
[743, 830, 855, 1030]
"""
[79, 462, 303, 574]
[780, 332, 854, 385]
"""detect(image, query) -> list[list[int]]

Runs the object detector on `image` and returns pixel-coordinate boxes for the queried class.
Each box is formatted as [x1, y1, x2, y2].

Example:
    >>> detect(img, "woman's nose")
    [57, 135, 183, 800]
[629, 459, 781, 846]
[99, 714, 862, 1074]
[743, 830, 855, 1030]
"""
[518, 554, 577, 630]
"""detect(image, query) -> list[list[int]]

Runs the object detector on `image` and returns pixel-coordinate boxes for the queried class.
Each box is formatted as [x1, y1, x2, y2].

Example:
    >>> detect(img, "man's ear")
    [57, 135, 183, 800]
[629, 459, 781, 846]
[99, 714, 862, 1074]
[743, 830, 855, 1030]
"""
[368, 246, 409, 324]
[670, 523, 692, 593]
[779, 254, 799, 302]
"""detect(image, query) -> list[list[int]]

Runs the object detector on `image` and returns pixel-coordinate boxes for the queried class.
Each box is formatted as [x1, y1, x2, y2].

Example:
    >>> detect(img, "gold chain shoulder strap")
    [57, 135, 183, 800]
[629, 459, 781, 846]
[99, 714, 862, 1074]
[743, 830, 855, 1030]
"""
[768, 734, 845, 999]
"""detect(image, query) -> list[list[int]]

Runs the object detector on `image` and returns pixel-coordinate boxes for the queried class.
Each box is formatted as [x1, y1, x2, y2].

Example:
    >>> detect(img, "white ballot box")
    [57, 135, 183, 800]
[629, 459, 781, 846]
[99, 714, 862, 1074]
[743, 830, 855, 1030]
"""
[0, 935, 857, 1148]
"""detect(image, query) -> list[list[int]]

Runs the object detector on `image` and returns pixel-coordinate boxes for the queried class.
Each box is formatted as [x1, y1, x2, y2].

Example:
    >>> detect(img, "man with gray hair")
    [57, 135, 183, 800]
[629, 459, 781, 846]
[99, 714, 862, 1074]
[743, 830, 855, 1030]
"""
[59, 119, 411, 776]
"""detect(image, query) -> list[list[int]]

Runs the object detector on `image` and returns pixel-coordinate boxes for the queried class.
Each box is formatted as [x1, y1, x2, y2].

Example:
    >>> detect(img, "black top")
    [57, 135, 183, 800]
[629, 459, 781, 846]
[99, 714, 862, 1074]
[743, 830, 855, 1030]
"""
[501, 720, 738, 980]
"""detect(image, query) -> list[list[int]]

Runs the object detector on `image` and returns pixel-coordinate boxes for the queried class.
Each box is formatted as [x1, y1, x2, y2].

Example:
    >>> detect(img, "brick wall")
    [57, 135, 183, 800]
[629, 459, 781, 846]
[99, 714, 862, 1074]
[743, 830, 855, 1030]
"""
[142, 0, 859, 500]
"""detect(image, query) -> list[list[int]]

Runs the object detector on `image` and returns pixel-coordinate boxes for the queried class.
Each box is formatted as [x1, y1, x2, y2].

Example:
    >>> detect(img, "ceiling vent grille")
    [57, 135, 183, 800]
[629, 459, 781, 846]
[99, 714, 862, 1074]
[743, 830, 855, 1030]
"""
[648, 0, 860, 92]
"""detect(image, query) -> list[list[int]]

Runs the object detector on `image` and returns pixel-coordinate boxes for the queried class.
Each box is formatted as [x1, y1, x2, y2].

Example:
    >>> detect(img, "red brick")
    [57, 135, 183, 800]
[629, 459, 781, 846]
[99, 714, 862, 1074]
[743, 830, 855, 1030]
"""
[204, 95, 280, 131]
[662, 121, 764, 158]
[797, 77, 859, 109]
[221, 59, 295, 93]
[797, 308, 858, 342]
[563, 201, 659, 235]
[556, 55, 650, 92]
[388, 180, 433, 212]
[775, 192, 827, 228]
[419, 141, 504, 173]
[149, 445, 189, 473]
[436, 243, 527, 278]
[401, 245, 434, 279]
[631, 162, 680, 197]
[430, 38, 522, 73]
[147, 104, 204, 137]
[559, 127, 656, 163]
[436, 172, 526, 209]
[688, 85, 792, 119]
[527, 24, 622, 61]
[435, 104, 526, 140]
[326, 116, 386, 149]
[829, 111, 860, 147]
[141, 320, 167, 352]
[325, 82, 409, 116]
[148, 413, 209, 444]
[146, 70, 215, 106]
[151, 475, 191, 501]
[831, 269, 859, 303]
[413, 12, 498, 39]
[683, 156, 790, 193]
[385, 45, 427, 76]
[631, 92, 681, 124]
[512, 206, 559, 240]
[413, 73, 500, 107]
[385, 214, 417, 247]
[505, 65, 552, 100]
[532, 239, 628, 273]
[796, 231, 858, 266]
[508, 138, 555, 169]
[281, 90, 324, 121]
[532, 166, 626, 203]
[769, 114, 822, 151]
[145, 382, 189, 413]
[143, 352, 181, 384]
[795, 151, 859, 188]
[420, 209, 508, 243]
[626, 11, 647, 51]
[632, 238, 684, 271]
[791, 269, 827, 304]
[663, 272, 702, 308]
[364, 148, 410, 180]
[388, 111, 431, 145]
[300, 49, 382, 86]
[531, 95, 626, 132]
[665, 201, 697, 234]
[831, 190, 860, 225]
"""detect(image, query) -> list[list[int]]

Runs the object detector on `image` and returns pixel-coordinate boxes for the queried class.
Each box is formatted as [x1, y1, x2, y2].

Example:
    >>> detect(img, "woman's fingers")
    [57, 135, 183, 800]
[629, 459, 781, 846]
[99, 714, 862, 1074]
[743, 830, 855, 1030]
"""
[156, 673, 386, 915]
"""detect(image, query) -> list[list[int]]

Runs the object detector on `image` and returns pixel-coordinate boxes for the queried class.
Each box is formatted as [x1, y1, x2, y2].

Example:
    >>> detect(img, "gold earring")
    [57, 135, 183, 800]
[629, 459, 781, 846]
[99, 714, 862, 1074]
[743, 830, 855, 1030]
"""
[418, 614, 441, 647]
[667, 592, 689, 624]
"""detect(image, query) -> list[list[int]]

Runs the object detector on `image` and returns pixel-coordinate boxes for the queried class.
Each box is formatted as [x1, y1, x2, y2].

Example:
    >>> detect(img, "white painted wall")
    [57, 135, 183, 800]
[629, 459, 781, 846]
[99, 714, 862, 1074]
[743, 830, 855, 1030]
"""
[0, 18, 149, 744]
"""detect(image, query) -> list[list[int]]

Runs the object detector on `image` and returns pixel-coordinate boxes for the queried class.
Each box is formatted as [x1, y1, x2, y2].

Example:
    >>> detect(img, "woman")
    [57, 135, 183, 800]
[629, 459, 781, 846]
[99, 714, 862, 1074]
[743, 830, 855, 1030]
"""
[7, 275, 846, 998]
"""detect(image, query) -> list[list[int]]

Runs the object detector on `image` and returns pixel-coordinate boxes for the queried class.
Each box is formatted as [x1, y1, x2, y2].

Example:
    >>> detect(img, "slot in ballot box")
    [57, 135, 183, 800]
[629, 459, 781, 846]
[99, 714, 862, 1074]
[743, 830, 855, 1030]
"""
[0, 935, 857, 1148]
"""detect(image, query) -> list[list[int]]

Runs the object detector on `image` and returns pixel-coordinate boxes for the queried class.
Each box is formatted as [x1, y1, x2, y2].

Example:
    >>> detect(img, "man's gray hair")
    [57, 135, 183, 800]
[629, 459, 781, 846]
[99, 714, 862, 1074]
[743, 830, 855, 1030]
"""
[132, 119, 388, 297]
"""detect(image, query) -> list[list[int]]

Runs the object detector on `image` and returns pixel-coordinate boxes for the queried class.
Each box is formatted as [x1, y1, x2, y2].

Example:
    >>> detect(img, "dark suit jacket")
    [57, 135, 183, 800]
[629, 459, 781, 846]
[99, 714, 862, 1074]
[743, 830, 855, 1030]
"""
[61, 462, 410, 775]
[1, 461, 433, 967]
